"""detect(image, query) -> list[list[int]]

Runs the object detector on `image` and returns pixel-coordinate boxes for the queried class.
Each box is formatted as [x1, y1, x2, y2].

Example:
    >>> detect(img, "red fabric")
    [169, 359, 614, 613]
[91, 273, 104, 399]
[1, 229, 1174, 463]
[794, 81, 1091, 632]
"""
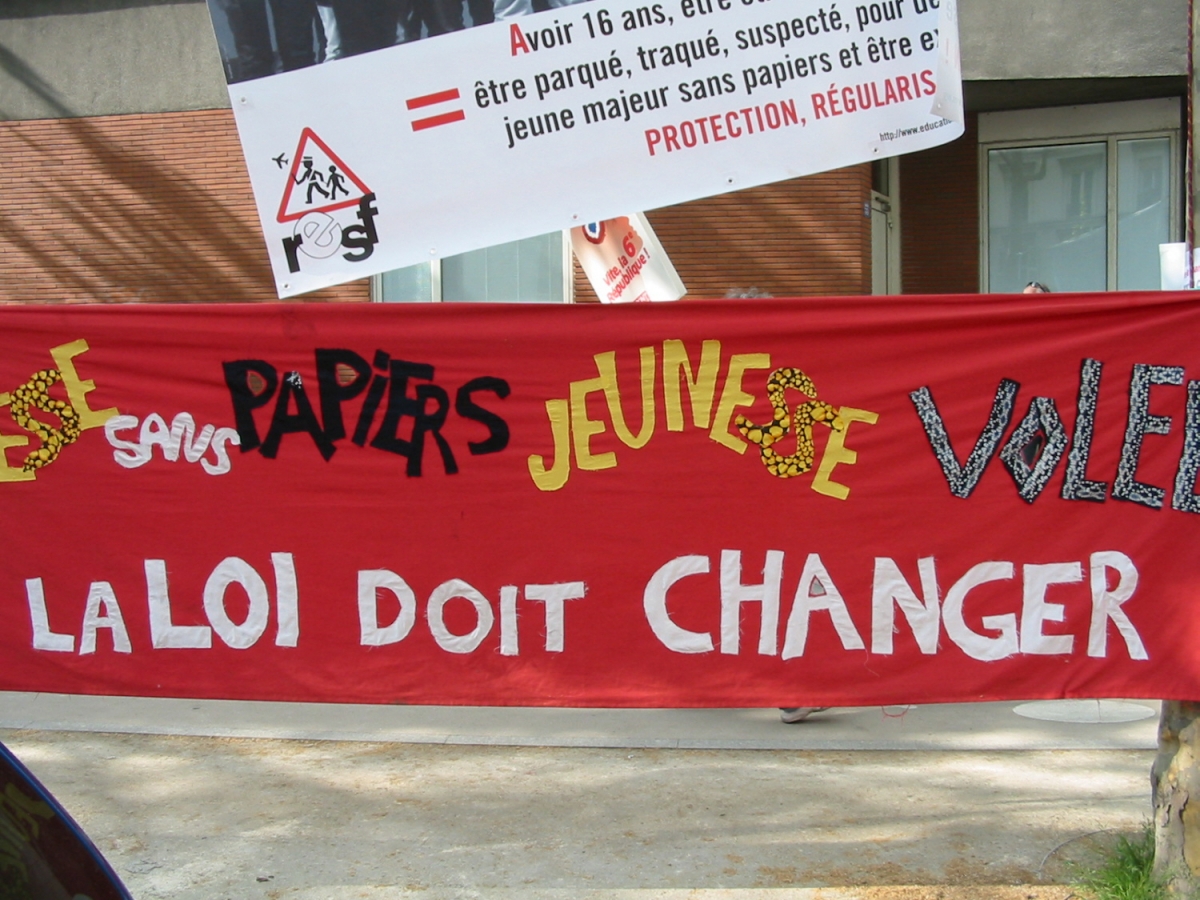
[2, 293, 1198, 706]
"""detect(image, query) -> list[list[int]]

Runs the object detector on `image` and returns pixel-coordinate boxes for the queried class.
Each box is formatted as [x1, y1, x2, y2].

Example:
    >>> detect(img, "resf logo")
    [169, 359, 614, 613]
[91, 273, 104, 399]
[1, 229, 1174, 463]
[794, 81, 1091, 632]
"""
[274, 129, 381, 275]
[281, 193, 380, 274]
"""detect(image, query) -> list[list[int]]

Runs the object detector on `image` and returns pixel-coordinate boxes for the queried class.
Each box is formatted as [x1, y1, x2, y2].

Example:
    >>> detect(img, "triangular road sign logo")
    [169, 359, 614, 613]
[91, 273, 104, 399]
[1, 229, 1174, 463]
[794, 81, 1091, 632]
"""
[276, 128, 371, 223]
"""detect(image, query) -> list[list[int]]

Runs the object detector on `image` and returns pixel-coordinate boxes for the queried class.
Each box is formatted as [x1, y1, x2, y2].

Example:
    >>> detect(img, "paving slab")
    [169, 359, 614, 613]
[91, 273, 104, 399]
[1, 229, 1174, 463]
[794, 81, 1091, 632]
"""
[0, 695, 1161, 898]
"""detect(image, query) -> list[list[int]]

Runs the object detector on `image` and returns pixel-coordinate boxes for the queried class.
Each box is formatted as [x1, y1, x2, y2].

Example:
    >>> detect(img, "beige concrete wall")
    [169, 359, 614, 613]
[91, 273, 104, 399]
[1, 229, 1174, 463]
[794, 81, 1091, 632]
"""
[0, 1, 228, 120]
[960, 0, 1188, 81]
[0, 0, 1190, 120]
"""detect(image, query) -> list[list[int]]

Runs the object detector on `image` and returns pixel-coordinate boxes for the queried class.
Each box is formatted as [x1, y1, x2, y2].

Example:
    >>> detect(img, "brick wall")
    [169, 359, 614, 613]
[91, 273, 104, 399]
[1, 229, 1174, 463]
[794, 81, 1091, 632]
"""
[0, 109, 369, 303]
[1, 107, 875, 305]
[574, 165, 873, 302]
[899, 114, 979, 295]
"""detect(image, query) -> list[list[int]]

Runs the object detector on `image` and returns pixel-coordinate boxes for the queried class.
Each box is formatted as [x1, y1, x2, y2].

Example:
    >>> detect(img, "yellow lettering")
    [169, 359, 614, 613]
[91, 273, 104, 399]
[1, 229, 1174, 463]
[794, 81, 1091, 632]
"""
[0, 434, 35, 482]
[662, 339, 720, 431]
[50, 339, 117, 430]
[710, 353, 771, 453]
[0, 394, 34, 482]
[570, 376, 617, 470]
[594, 347, 656, 450]
[811, 406, 879, 500]
[527, 399, 572, 491]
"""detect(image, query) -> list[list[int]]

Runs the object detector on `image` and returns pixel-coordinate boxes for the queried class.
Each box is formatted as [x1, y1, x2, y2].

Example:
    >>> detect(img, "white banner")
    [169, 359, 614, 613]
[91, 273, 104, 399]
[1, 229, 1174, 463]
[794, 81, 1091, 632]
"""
[215, 0, 964, 297]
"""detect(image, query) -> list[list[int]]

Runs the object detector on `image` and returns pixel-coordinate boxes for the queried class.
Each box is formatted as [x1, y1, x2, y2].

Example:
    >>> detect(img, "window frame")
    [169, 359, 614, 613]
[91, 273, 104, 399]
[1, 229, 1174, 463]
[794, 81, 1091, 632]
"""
[370, 232, 576, 303]
[978, 99, 1182, 293]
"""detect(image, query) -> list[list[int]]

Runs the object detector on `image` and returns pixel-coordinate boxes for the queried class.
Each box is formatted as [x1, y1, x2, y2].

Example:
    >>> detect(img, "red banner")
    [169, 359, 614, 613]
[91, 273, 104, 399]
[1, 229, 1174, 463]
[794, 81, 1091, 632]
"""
[2, 294, 1199, 706]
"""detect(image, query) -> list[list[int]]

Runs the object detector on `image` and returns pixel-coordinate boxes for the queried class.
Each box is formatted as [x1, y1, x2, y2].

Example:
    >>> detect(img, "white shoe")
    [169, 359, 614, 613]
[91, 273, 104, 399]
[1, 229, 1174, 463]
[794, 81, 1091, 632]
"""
[779, 707, 830, 724]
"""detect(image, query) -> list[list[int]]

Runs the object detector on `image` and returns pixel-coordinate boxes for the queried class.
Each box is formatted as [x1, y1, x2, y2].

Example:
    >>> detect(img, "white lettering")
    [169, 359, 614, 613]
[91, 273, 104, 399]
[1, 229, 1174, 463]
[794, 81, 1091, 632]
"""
[643, 555, 714, 653]
[104, 412, 239, 475]
[1088, 551, 1147, 660]
[870, 557, 940, 655]
[80, 581, 132, 654]
[204, 557, 270, 649]
[357, 569, 417, 646]
[782, 553, 864, 659]
[427, 579, 493, 654]
[272, 552, 299, 647]
[145, 559, 212, 649]
[500, 585, 519, 656]
[26, 578, 74, 652]
[720, 549, 782, 655]
[524, 582, 586, 652]
[942, 561, 1017, 661]
[105, 415, 151, 468]
[1020, 562, 1081, 655]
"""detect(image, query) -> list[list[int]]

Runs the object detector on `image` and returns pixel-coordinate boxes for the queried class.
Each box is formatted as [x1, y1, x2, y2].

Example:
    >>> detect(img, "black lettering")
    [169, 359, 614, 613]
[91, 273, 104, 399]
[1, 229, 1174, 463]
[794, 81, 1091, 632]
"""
[1171, 380, 1200, 514]
[1113, 363, 1184, 509]
[1061, 358, 1108, 502]
[282, 235, 303, 273]
[341, 193, 380, 262]
[999, 397, 1068, 503]
[370, 360, 458, 476]
[910, 379, 1020, 498]
[352, 350, 391, 446]
[222, 360, 278, 452]
[260, 373, 336, 460]
[356, 193, 379, 243]
[315, 349, 372, 442]
[455, 377, 511, 455]
[413, 384, 458, 476]
[341, 225, 375, 262]
[260, 374, 336, 460]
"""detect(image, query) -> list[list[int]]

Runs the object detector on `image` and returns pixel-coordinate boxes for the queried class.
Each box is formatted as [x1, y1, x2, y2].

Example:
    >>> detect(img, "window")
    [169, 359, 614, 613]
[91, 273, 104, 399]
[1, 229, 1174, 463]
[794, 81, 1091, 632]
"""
[980, 99, 1180, 292]
[374, 232, 573, 303]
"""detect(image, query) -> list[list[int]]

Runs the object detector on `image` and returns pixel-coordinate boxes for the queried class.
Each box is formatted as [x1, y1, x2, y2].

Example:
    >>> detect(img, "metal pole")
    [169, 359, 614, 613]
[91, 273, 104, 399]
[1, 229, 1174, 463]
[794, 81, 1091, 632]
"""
[1188, 0, 1195, 283]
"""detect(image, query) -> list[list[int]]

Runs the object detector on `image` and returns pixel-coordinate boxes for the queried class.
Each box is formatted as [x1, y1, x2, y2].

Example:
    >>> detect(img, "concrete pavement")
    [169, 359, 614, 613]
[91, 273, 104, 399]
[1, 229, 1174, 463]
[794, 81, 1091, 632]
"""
[0, 693, 1163, 899]
[0, 692, 1161, 750]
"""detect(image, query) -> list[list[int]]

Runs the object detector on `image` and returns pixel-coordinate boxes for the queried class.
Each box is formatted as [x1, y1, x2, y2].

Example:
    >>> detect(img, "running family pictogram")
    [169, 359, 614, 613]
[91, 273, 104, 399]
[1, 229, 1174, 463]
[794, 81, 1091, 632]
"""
[276, 128, 372, 223]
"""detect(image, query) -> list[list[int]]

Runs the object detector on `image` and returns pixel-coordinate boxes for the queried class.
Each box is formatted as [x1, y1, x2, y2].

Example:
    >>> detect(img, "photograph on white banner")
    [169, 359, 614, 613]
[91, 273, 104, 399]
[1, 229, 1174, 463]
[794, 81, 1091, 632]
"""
[203, 0, 965, 297]
[205, 0, 549, 83]
[571, 213, 686, 302]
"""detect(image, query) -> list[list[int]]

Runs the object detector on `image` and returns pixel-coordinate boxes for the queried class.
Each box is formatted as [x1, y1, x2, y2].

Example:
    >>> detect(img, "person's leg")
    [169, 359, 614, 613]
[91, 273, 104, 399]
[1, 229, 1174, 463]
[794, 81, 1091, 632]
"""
[421, 0, 465, 36]
[465, 0, 493, 26]
[395, 0, 422, 42]
[328, 0, 400, 57]
[779, 707, 830, 723]
[214, 0, 275, 81]
[269, 0, 320, 71]
[316, 2, 341, 59]
[491, 0, 532, 20]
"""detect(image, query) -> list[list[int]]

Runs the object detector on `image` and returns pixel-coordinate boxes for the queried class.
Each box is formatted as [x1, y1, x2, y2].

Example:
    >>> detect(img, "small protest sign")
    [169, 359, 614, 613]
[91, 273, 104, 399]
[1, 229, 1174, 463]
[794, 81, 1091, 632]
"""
[571, 213, 686, 302]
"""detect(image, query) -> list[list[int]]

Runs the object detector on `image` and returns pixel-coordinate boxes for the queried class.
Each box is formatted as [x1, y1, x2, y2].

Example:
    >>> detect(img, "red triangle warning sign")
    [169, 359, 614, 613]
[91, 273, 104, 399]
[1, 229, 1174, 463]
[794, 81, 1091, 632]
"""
[276, 128, 371, 223]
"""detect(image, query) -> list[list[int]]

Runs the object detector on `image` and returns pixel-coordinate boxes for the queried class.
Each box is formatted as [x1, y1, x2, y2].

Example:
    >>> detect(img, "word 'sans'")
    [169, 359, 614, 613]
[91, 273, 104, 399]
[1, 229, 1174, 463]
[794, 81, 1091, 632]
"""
[105, 413, 241, 475]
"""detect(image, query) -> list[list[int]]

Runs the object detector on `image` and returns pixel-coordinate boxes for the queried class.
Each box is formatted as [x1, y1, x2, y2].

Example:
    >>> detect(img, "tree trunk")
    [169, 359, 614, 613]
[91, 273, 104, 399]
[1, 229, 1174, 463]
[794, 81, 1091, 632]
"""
[1153, 701, 1200, 895]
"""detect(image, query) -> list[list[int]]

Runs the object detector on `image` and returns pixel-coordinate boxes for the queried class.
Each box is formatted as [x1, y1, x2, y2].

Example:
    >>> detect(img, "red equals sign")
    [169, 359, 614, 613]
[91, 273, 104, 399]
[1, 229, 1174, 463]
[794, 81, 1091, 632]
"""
[407, 88, 466, 132]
